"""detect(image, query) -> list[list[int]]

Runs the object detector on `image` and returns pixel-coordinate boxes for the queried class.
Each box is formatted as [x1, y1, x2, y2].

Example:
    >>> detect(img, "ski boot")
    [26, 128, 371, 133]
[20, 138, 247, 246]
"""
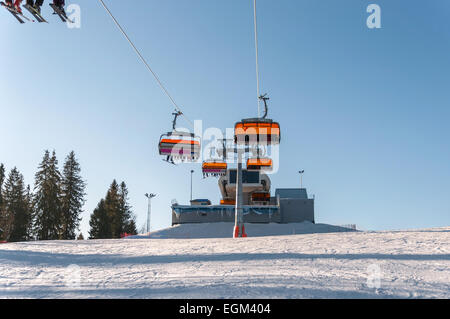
[4, 0, 13, 7]
[13, 0, 22, 14]
[58, 5, 65, 16]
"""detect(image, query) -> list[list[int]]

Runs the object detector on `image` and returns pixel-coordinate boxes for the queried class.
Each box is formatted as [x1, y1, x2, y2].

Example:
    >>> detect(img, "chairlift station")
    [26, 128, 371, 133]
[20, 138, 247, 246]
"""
[172, 169, 315, 226]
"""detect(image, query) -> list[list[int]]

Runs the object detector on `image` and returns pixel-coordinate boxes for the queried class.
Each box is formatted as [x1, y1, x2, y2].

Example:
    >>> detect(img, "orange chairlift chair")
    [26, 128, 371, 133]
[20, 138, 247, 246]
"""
[202, 138, 230, 178]
[158, 111, 201, 164]
[234, 94, 280, 146]
[202, 161, 227, 178]
[246, 157, 273, 171]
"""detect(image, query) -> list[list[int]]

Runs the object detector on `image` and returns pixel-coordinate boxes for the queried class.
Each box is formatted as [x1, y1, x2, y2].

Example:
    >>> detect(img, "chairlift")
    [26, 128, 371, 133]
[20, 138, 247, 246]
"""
[234, 94, 280, 145]
[158, 110, 201, 163]
[202, 161, 227, 178]
[246, 157, 273, 171]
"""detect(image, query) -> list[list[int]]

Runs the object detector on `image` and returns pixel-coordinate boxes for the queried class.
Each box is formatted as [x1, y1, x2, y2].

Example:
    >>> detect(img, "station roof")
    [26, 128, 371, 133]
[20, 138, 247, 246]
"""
[275, 188, 308, 199]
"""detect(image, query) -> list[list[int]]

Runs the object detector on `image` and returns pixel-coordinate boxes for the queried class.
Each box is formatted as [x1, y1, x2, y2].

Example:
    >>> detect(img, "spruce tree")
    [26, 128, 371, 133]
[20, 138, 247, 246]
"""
[119, 182, 137, 235]
[89, 180, 137, 239]
[89, 199, 110, 239]
[25, 185, 34, 240]
[0, 164, 5, 207]
[0, 164, 5, 240]
[104, 180, 122, 238]
[124, 218, 137, 236]
[33, 150, 62, 240]
[60, 151, 86, 240]
[3, 168, 30, 242]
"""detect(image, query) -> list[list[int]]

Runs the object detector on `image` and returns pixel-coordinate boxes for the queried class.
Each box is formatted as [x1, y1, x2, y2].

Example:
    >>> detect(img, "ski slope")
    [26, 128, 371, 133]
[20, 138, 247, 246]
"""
[130, 222, 357, 239]
[0, 223, 449, 299]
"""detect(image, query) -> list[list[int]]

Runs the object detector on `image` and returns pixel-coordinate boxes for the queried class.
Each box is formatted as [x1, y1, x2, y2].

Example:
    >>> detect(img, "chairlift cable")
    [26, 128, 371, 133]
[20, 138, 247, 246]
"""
[98, 0, 194, 127]
[253, 0, 261, 118]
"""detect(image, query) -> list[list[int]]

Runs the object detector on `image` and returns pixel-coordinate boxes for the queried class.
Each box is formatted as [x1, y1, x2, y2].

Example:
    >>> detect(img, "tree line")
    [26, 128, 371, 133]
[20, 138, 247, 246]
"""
[0, 150, 137, 242]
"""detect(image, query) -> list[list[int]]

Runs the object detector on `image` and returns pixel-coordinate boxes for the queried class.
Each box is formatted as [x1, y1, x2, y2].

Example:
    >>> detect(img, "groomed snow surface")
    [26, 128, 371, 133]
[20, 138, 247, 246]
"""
[0, 222, 449, 299]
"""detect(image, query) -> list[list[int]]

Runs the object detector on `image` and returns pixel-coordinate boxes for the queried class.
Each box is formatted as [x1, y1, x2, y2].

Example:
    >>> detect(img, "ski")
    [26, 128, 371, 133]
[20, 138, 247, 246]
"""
[1, 1, 25, 23]
[24, 4, 47, 23]
[1, 2, 35, 23]
[49, 3, 73, 23]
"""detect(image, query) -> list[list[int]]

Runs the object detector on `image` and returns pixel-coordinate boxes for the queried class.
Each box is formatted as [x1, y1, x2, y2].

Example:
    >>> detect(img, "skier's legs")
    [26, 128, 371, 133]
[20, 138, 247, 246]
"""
[53, 0, 64, 8]
[34, 0, 43, 13]
[53, 0, 65, 15]
[13, 0, 22, 13]
[26, 0, 33, 6]
[5, 0, 13, 5]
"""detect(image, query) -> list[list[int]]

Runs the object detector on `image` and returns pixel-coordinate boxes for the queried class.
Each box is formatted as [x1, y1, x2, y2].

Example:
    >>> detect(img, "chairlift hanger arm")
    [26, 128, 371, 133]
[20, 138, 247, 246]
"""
[259, 94, 269, 119]
[172, 110, 183, 131]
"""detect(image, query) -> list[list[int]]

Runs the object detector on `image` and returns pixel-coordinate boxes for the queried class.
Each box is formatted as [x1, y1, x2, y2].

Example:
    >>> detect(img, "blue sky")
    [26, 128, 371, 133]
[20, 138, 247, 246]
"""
[1, 0, 449, 236]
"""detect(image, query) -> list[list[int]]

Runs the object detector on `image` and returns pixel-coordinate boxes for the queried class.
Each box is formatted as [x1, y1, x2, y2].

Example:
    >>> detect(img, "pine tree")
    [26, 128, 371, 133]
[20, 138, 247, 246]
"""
[33, 150, 62, 240]
[0, 164, 6, 240]
[3, 168, 31, 242]
[124, 218, 137, 236]
[0, 164, 5, 207]
[0, 164, 8, 240]
[104, 180, 122, 238]
[89, 199, 110, 239]
[88, 180, 137, 239]
[25, 185, 34, 240]
[60, 151, 86, 240]
[119, 182, 137, 235]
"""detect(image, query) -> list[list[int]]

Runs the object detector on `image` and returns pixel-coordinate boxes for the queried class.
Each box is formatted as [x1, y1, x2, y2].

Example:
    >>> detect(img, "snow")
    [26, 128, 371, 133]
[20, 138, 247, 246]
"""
[0, 223, 449, 299]
[130, 222, 357, 239]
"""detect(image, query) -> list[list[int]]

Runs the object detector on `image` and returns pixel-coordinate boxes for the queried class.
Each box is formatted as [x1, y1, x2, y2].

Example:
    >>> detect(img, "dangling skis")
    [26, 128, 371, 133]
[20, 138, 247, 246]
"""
[1, 1, 35, 23]
[49, 3, 72, 23]
[1, 1, 24, 23]
[23, 4, 47, 23]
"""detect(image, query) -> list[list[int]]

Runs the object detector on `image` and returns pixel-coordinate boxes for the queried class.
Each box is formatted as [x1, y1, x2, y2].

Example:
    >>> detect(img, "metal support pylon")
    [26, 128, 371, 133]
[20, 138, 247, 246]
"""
[234, 153, 247, 238]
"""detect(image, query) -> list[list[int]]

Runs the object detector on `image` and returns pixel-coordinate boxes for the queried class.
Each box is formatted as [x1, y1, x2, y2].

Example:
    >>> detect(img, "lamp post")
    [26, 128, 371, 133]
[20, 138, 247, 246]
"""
[299, 170, 305, 189]
[144, 193, 156, 234]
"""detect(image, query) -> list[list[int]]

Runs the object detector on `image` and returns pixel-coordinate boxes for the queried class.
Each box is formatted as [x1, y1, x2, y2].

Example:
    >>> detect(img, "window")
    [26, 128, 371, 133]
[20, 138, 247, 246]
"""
[229, 170, 260, 184]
